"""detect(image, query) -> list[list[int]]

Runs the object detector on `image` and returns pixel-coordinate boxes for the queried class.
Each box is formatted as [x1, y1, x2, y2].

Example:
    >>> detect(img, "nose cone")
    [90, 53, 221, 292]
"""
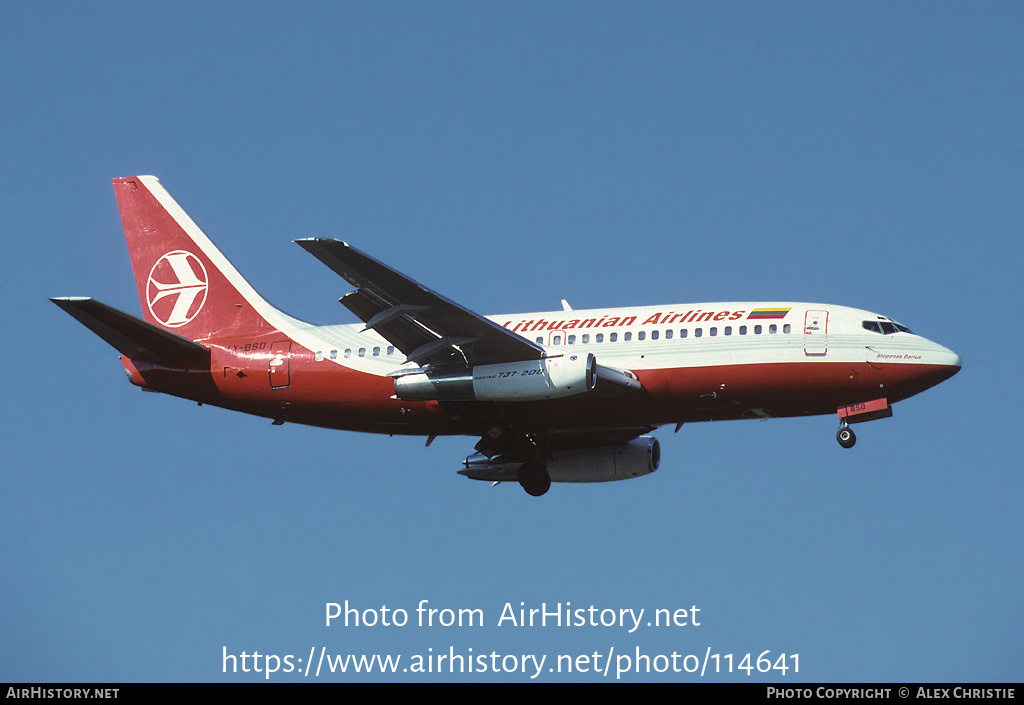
[936, 343, 962, 376]
[884, 338, 961, 403]
[919, 340, 962, 391]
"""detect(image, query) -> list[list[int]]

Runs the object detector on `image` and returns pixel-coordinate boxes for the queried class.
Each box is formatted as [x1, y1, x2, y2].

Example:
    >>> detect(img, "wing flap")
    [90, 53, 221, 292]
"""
[51, 297, 209, 363]
[339, 289, 442, 360]
[296, 239, 544, 366]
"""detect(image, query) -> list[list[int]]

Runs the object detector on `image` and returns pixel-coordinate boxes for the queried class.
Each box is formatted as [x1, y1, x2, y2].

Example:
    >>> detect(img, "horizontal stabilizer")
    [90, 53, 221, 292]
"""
[50, 297, 209, 362]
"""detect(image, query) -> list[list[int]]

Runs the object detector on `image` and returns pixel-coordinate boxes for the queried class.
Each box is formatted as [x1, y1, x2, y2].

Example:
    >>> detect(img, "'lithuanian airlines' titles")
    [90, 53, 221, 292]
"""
[502, 309, 750, 334]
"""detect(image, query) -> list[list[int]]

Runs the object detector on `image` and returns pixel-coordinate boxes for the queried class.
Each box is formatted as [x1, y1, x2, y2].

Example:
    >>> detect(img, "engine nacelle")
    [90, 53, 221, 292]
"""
[459, 436, 660, 483]
[394, 354, 596, 402]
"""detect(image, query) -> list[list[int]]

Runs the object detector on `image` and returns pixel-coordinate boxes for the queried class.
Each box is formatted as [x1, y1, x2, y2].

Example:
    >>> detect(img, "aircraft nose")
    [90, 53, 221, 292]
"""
[939, 345, 962, 373]
[929, 341, 962, 381]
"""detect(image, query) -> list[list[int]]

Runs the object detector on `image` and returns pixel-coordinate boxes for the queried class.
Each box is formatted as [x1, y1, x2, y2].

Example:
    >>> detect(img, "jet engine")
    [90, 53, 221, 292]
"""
[459, 436, 660, 484]
[394, 353, 596, 402]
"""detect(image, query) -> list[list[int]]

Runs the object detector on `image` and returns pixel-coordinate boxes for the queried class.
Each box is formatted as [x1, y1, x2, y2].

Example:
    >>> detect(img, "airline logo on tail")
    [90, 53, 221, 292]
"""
[146, 250, 209, 327]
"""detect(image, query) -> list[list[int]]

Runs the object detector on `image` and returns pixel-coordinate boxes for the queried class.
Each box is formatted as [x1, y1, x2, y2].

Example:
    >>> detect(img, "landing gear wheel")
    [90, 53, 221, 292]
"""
[517, 461, 551, 497]
[837, 426, 856, 449]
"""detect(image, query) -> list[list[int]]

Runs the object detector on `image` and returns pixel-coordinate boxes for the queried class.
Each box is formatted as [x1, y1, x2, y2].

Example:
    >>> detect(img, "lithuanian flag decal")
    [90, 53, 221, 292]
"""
[747, 307, 791, 320]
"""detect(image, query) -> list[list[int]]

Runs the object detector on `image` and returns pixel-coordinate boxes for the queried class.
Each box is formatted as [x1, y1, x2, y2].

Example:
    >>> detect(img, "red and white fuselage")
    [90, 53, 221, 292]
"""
[132, 300, 956, 434]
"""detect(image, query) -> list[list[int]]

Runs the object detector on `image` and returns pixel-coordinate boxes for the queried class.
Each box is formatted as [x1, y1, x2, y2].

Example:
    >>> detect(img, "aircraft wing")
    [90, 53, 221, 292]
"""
[295, 239, 546, 367]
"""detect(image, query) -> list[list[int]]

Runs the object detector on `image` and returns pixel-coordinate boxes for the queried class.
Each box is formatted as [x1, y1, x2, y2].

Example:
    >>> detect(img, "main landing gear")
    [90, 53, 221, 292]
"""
[517, 460, 551, 497]
[477, 419, 552, 497]
[836, 421, 856, 449]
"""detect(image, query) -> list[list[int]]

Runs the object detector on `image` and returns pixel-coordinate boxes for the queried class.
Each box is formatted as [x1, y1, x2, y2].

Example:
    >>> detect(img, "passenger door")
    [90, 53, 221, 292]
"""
[803, 310, 828, 356]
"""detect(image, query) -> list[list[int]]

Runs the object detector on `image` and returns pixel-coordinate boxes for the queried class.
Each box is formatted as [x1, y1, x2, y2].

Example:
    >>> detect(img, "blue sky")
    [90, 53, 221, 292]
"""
[3, 2, 1021, 682]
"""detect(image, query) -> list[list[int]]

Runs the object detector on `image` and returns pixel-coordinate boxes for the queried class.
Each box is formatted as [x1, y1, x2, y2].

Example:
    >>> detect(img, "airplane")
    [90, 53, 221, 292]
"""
[52, 176, 962, 496]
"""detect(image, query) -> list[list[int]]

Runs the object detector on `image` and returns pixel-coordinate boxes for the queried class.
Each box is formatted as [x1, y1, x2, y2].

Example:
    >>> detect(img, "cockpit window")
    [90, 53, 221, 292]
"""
[863, 320, 912, 335]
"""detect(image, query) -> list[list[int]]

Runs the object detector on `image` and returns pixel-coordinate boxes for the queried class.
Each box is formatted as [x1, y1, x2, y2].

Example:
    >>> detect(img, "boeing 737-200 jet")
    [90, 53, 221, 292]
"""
[52, 176, 961, 496]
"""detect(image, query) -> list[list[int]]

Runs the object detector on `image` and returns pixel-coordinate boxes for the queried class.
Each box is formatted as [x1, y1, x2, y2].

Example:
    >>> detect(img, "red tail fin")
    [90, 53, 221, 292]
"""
[114, 176, 292, 341]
